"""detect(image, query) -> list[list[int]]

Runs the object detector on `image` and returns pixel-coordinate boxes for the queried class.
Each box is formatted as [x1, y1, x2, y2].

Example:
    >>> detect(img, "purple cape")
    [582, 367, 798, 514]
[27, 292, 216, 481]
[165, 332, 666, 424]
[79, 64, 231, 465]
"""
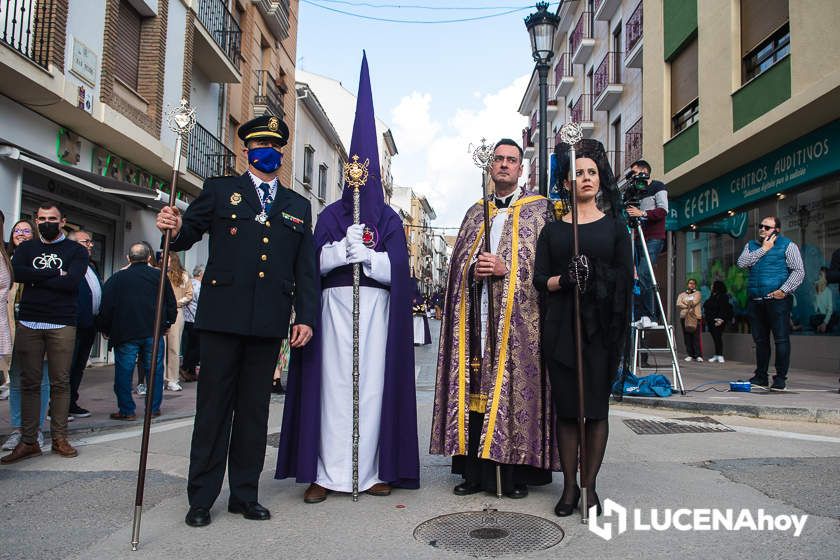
[275, 52, 419, 489]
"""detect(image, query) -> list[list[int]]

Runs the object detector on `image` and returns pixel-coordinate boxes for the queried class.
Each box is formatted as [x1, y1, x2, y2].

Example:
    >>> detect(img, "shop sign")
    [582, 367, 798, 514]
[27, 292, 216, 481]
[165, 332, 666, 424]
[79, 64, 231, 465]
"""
[668, 120, 840, 230]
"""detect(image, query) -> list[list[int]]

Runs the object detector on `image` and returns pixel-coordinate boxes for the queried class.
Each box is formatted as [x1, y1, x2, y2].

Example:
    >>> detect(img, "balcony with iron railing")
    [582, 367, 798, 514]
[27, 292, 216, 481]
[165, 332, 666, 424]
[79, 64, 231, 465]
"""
[625, 2, 643, 68]
[593, 51, 624, 111]
[193, 0, 242, 83]
[624, 117, 642, 169]
[594, 0, 621, 22]
[570, 11, 594, 64]
[187, 122, 236, 180]
[557, 0, 578, 32]
[607, 150, 625, 177]
[570, 94, 595, 137]
[553, 53, 575, 98]
[253, 70, 284, 118]
[1, 0, 53, 68]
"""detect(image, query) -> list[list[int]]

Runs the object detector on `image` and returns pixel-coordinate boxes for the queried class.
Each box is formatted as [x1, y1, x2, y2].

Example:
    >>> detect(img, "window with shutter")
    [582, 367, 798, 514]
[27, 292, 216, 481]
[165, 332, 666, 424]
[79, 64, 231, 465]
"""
[670, 37, 699, 135]
[115, 0, 142, 90]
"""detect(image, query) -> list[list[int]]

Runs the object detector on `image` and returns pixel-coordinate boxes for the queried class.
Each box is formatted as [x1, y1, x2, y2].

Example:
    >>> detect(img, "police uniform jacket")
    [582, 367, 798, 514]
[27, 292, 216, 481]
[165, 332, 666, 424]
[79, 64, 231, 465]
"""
[169, 173, 318, 338]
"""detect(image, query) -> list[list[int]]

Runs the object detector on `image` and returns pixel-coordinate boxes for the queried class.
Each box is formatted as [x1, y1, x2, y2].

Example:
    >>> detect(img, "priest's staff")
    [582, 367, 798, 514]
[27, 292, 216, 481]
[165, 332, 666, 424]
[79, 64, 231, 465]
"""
[131, 99, 197, 550]
[559, 122, 589, 523]
[470, 139, 502, 499]
[344, 154, 369, 502]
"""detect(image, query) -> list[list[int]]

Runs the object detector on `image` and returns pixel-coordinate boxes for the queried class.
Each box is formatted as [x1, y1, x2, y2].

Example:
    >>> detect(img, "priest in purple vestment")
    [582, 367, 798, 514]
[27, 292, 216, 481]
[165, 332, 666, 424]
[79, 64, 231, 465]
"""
[275, 53, 419, 503]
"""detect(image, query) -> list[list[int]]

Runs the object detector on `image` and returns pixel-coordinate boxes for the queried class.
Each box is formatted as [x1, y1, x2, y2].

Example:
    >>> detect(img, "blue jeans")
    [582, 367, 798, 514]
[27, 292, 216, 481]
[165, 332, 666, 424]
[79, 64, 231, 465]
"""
[634, 237, 665, 321]
[8, 359, 50, 429]
[114, 338, 164, 415]
[748, 296, 792, 381]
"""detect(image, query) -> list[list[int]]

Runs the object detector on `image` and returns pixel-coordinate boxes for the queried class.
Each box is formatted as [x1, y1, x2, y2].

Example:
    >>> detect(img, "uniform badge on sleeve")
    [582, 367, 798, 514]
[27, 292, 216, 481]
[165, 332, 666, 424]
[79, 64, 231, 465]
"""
[362, 225, 378, 249]
[230, 192, 242, 205]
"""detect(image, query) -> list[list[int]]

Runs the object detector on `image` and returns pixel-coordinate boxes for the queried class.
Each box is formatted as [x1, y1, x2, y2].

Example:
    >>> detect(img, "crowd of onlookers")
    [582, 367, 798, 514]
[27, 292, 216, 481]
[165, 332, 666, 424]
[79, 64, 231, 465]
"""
[0, 201, 205, 463]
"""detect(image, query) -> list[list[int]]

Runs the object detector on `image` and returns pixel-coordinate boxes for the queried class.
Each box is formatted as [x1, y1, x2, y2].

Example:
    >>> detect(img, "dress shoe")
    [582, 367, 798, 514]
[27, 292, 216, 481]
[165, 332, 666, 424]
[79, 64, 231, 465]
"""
[583, 492, 603, 516]
[51, 438, 78, 458]
[0, 442, 42, 464]
[304, 483, 328, 503]
[185, 506, 211, 527]
[453, 482, 483, 496]
[110, 412, 136, 421]
[179, 368, 197, 382]
[151, 410, 162, 417]
[228, 501, 271, 520]
[506, 484, 529, 499]
[554, 486, 580, 517]
[365, 483, 392, 496]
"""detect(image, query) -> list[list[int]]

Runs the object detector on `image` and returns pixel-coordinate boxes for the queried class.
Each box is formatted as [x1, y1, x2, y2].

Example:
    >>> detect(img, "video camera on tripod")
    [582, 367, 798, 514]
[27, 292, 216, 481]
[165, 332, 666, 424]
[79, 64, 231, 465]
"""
[622, 170, 650, 207]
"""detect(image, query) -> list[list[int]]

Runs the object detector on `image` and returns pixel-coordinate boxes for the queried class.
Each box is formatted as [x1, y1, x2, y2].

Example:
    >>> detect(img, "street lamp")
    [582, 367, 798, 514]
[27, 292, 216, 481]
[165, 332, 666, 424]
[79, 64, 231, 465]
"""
[525, 1, 560, 197]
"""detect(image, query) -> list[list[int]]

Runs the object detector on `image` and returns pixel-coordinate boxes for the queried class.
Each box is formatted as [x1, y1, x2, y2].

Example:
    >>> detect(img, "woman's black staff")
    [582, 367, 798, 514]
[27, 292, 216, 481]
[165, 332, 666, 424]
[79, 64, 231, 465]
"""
[470, 139, 502, 499]
[131, 99, 197, 551]
[558, 122, 590, 523]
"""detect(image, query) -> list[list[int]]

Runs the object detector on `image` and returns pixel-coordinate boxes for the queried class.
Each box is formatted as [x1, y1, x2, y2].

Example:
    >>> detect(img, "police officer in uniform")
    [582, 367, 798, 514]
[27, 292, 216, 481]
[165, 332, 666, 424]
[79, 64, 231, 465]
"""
[156, 115, 317, 527]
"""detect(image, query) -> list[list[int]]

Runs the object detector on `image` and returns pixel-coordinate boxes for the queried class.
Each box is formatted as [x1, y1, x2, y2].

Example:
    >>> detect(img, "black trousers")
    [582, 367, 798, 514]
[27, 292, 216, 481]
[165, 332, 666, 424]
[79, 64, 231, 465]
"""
[187, 331, 281, 508]
[69, 326, 97, 408]
[681, 319, 700, 358]
[181, 321, 201, 374]
[709, 323, 725, 355]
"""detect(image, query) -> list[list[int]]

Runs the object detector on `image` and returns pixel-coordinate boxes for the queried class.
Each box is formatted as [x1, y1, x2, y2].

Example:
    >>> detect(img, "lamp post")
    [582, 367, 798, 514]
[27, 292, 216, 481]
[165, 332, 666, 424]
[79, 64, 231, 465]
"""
[525, 1, 560, 197]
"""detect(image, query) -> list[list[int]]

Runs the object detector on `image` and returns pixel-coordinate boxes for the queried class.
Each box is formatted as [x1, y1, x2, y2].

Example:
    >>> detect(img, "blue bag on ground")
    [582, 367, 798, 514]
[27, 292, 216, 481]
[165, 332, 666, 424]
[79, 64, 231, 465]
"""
[613, 371, 673, 397]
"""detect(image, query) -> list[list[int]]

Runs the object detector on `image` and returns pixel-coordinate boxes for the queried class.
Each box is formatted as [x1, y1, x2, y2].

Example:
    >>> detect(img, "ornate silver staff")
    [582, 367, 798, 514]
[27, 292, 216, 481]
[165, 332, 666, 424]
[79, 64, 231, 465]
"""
[469, 139, 503, 499]
[559, 122, 590, 524]
[343, 154, 369, 502]
[131, 99, 196, 550]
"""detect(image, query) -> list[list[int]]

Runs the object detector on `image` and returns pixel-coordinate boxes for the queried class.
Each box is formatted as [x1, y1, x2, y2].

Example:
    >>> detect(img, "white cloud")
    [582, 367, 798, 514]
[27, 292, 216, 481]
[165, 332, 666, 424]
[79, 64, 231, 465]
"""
[390, 75, 530, 230]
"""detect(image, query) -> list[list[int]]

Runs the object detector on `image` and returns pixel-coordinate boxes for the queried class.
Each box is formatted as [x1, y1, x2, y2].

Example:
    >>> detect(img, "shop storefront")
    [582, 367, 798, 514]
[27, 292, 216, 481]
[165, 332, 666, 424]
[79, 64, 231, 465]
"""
[668, 120, 840, 372]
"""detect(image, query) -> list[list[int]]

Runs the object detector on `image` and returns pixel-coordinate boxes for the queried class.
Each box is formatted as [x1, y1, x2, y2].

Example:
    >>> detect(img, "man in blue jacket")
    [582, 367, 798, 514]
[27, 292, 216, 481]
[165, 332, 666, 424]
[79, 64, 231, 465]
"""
[737, 216, 804, 390]
[96, 243, 176, 420]
[67, 229, 102, 418]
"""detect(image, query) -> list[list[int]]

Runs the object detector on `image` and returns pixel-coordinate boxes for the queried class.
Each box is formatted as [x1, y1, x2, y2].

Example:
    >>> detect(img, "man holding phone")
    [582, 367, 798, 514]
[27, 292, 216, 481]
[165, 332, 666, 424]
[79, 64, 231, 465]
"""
[737, 216, 804, 390]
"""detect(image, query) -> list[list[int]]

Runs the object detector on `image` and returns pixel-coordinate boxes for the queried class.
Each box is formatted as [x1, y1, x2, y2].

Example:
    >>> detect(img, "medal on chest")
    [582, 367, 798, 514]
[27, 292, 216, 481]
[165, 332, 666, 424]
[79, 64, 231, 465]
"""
[256, 211, 268, 224]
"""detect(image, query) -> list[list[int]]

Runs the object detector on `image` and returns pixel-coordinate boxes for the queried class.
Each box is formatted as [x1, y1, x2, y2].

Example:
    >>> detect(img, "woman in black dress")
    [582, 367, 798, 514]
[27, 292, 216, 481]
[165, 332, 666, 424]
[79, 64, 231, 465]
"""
[534, 139, 633, 517]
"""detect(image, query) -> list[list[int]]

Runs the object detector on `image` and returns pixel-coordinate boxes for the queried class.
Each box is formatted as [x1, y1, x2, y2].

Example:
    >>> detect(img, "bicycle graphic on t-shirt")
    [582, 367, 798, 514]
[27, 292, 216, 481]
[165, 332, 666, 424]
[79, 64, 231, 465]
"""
[32, 253, 63, 270]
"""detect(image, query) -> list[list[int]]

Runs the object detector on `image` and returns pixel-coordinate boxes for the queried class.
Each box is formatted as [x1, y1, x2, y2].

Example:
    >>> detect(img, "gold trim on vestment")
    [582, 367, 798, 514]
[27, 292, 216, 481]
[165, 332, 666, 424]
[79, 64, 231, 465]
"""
[469, 393, 488, 413]
[481, 202, 522, 459]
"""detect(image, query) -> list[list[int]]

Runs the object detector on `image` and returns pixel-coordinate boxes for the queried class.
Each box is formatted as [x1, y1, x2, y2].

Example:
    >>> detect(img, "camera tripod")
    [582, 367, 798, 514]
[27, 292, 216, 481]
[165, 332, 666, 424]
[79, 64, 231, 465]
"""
[629, 219, 686, 395]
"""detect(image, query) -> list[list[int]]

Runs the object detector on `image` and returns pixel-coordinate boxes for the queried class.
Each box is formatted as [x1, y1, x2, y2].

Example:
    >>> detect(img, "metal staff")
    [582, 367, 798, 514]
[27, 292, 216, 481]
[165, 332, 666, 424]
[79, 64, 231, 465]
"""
[470, 139, 502, 499]
[558, 122, 589, 524]
[343, 154, 369, 502]
[131, 99, 196, 550]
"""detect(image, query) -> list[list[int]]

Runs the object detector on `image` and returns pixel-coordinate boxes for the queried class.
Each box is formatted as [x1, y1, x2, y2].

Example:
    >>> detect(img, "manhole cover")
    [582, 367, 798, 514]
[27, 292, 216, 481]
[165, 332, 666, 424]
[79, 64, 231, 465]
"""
[414, 508, 564, 557]
[623, 416, 734, 435]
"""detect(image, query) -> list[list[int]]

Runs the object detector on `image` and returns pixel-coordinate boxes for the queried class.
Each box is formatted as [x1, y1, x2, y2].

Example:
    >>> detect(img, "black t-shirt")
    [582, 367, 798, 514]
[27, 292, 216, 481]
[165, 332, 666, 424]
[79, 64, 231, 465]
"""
[11, 237, 89, 326]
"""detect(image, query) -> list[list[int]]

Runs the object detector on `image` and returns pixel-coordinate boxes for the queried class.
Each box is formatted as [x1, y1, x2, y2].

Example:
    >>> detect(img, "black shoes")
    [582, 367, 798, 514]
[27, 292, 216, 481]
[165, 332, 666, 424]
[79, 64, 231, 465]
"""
[584, 492, 603, 516]
[554, 487, 580, 517]
[228, 501, 271, 520]
[748, 375, 769, 387]
[506, 484, 529, 499]
[453, 482, 483, 496]
[185, 506, 211, 527]
[770, 378, 787, 390]
[68, 405, 91, 418]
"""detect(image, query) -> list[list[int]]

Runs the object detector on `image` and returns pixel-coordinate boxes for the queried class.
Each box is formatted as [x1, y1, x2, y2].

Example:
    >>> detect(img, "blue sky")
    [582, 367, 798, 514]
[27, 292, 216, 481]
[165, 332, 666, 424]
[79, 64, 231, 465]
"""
[297, 1, 550, 228]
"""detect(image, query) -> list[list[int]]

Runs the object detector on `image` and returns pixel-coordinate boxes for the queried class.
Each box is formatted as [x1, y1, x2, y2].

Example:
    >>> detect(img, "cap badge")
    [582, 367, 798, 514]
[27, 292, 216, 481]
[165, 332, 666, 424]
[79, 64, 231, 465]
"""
[268, 117, 279, 131]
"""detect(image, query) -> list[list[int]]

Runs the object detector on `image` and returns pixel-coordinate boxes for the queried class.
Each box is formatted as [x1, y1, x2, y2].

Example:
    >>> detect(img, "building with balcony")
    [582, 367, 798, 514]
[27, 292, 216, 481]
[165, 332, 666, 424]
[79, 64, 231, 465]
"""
[643, 0, 840, 372]
[0, 0, 299, 361]
[518, 0, 643, 191]
[292, 80, 346, 217]
[296, 69, 399, 204]
[390, 185, 435, 290]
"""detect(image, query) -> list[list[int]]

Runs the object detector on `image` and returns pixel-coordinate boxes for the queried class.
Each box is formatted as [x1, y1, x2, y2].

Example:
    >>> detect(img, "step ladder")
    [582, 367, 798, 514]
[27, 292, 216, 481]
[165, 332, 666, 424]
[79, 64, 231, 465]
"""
[631, 323, 686, 395]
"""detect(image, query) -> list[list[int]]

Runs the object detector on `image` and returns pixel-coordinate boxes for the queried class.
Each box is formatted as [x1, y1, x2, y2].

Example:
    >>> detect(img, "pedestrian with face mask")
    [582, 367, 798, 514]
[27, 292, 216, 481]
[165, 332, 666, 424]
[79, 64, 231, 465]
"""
[2, 202, 88, 464]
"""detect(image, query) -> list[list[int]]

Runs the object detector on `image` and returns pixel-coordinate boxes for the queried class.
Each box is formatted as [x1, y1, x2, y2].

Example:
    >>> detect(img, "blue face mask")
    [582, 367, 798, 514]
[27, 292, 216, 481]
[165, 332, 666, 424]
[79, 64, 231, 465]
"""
[248, 146, 283, 173]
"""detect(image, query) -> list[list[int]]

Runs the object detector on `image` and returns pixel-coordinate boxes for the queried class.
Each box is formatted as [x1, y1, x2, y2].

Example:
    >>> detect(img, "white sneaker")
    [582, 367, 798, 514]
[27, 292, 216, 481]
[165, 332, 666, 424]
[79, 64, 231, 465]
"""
[46, 415, 75, 422]
[718, 356, 725, 363]
[136, 384, 147, 396]
[684, 356, 693, 362]
[0, 384, 9, 400]
[166, 381, 183, 392]
[641, 316, 653, 329]
[648, 320, 659, 328]
[2, 430, 21, 450]
[696, 357, 704, 362]
[37, 430, 44, 449]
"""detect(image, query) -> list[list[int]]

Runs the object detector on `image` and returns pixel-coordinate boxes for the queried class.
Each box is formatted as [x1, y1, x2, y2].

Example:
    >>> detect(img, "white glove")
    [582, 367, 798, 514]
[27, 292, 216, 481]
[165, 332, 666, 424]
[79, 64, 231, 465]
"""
[347, 224, 365, 245]
[347, 242, 371, 265]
